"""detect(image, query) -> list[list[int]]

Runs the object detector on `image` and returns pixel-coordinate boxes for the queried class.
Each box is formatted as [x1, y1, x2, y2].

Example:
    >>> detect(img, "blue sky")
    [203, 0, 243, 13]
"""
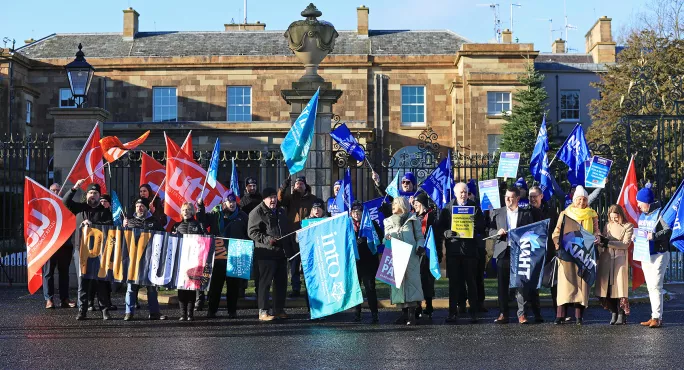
[3, 0, 645, 53]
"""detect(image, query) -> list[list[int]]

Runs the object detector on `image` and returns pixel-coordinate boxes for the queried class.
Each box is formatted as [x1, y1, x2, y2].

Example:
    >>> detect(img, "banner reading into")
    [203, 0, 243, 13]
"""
[451, 206, 475, 238]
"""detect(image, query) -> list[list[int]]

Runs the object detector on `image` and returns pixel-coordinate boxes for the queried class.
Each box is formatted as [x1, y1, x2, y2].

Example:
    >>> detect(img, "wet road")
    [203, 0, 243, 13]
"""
[1, 286, 682, 370]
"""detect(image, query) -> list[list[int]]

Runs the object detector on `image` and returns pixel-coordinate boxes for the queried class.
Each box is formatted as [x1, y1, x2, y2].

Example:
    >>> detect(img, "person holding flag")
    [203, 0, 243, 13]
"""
[515, 178, 530, 209]
[62, 179, 114, 321]
[371, 171, 419, 218]
[139, 183, 165, 226]
[412, 193, 442, 320]
[635, 183, 673, 328]
[327, 179, 343, 216]
[350, 200, 382, 323]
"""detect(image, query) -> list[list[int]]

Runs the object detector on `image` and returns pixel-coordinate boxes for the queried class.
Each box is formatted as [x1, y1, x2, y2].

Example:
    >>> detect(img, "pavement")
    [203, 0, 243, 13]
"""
[1, 285, 683, 370]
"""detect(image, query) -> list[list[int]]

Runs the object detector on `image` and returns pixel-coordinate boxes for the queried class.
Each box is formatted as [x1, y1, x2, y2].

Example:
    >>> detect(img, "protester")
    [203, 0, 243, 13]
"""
[350, 200, 382, 324]
[327, 180, 343, 216]
[122, 198, 167, 321]
[239, 176, 262, 297]
[371, 171, 419, 218]
[551, 185, 600, 325]
[302, 199, 328, 317]
[248, 187, 293, 321]
[200, 190, 249, 319]
[95, 195, 117, 312]
[515, 178, 530, 209]
[440, 182, 485, 323]
[595, 205, 633, 325]
[42, 183, 76, 309]
[171, 202, 206, 321]
[412, 193, 442, 319]
[62, 179, 114, 320]
[528, 185, 559, 308]
[636, 183, 673, 328]
[138, 183, 165, 226]
[278, 175, 316, 298]
[384, 197, 425, 326]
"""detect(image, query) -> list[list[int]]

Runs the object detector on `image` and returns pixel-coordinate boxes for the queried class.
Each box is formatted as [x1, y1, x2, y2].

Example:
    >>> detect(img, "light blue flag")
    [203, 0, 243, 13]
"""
[111, 191, 123, 226]
[420, 154, 452, 209]
[530, 114, 549, 181]
[424, 226, 441, 279]
[226, 238, 254, 279]
[281, 88, 320, 175]
[556, 123, 590, 186]
[229, 157, 241, 198]
[386, 171, 400, 199]
[661, 180, 684, 228]
[334, 167, 354, 212]
[206, 138, 220, 188]
[360, 206, 380, 255]
[296, 213, 364, 319]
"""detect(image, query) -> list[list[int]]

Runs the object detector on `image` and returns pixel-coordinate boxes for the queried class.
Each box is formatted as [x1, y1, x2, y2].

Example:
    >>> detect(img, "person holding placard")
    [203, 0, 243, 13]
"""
[635, 184, 673, 328]
[383, 197, 425, 326]
[439, 182, 485, 323]
[595, 205, 633, 325]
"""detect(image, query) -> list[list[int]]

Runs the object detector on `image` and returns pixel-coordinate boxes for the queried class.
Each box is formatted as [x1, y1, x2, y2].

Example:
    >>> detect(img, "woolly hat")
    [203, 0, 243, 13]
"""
[415, 192, 430, 209]
[402, 172, 417, 186]
[245, 177, 257, 186]
[514, 177, 528, 190]
[573, 185, 589, 199]
[637, 182, 655, 204]
[351, 200, 364, 211]
[224, 190, 237, 202]
[87, 183, 101, 194]
[262, 187, 278, 198]
[295, 176, 307, 185]
[334, 180, 343, 187]
[134, 197, 150, 209]
[312, 199, 325, 209]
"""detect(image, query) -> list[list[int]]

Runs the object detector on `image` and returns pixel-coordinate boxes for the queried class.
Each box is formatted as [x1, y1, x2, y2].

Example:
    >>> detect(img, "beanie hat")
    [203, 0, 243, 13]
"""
[312, 199, 325, 210]
[402, 172, 416, 186]
[514, 177, 528, 190]
[262, 187, 278, 198]
[334, 180, 343, 187]
[573, 185, 589, 199]
[351, 200, 364, 211]
[415, 192, 430, 209]
[135, 197, 150, 209]
[87, 183, 101, 194]
[224, 190, 237, 202]
[637, 182, 655, 204]
[100, 194, 111, 203]
[245, 177, 257, 186]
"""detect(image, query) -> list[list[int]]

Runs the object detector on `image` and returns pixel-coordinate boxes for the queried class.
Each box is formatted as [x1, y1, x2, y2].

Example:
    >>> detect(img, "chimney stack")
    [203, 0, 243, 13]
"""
[123, 7, 139, 41]
[357, 6, 369, 36]
[502, 29, 512, 43]
[585, 16, 616, 63]
[224, 21, 266, 31]
[552, 39, 566, 53]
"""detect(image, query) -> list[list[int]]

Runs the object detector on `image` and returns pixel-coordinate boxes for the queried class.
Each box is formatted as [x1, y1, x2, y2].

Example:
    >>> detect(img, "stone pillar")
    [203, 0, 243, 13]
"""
[49, 107, 111, 184]
[281, 81, 342, 201]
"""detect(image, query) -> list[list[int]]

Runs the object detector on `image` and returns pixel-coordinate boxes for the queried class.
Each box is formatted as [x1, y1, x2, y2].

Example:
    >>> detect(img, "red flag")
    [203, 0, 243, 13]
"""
[167, 131, 193, 159]
[24, 177, 77, 294]
[140, 152, 166, 200]
[65, 123, 107, 194]
[617, 156, 645, 290]
[100, 130, 150, 163]
[164, 133, 226, 224]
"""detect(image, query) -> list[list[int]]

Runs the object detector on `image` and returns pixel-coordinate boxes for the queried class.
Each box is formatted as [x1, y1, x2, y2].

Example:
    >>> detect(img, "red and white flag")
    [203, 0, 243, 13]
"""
[140, 152, 166, 200]
[617, 155, 645, 290]
[100, 130, 151, 163]
[65, 123, 107, 194]
[24, 177, 77, 294]
[167, 131, 194, 159]
[164, 133, 226, 224]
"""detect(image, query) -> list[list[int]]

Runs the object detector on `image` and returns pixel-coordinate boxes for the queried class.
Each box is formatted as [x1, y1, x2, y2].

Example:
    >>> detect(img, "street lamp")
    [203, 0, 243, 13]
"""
[65, 43, 94, 108]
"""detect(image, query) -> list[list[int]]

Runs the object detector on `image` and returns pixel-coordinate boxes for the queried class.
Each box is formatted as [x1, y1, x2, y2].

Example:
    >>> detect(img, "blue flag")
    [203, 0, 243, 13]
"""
[661, 180, 684, 228]
[229, 157, 241, 198]
[530, 114, 549, 181]
[296, 213, 364, 319]
[335, 167, 354, 212]
[111, 191, 123, 226]
[556, 123, 590, 186]
[670, 194, 684, 252]
[424, 226, 441, 279]
[363, 197, 386, 251]
[330, 123, 366, 162]
[509, 219, 550, 289]
[360, 206, 380, 255]
[557, 216, 598, 286]
[206, 138, 220, 188]
[420, 153, 452, 210]
[281, 88, 320, 174]
[539, 153, 564, 200]
[225, 238, 254, 279]
[385, 171, 400, 199]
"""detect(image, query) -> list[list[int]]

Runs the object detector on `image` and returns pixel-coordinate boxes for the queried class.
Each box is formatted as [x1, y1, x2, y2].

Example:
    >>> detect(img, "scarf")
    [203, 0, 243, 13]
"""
[353, 219, 360, 233]
[564, 205, 598, 233]
[419, 210, 430, 235]
[220, 207, 241, 237]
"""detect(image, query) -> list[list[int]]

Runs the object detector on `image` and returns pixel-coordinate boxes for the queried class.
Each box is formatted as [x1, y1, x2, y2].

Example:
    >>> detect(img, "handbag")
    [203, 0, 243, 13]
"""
[541, 256, 558, 288]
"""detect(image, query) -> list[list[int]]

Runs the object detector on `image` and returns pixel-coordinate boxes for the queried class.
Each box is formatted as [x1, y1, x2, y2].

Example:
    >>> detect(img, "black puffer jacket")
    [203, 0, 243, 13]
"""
[247, 202, 293, 260]
[126, 214, 162, 231]
[240, 192, 263, 216]
[171, 218, 206, 235]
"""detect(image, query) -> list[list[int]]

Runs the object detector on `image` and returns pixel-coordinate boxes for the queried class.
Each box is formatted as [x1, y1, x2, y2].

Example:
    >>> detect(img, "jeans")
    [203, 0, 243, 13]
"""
[42, 244, 73, 301]
[289, 255, 301, 292]
[125, 284, 160, 314]
[641, 252, 670, 319]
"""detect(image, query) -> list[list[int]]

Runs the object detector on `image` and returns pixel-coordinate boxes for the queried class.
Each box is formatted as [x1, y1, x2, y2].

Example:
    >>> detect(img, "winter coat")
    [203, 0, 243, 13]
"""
[278, 182, 316, 230]
[62, 188, 113, 247]
[439, 199, 485, 258]
[384, 213, 425, 306]
[240, 191, 263, 217]
[126, 214, 163, 231]
[247, 201, 293, 260]
[595, 222, 633, 299]
[171, 218, 206, 235]
[202, 204, 249, 260]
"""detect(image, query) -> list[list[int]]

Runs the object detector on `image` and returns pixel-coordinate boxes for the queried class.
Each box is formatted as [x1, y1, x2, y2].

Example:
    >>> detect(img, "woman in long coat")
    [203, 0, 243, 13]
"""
[551, 186, 600, 325]
[595, 204, 633, 325]
[384, 197, 425, 325]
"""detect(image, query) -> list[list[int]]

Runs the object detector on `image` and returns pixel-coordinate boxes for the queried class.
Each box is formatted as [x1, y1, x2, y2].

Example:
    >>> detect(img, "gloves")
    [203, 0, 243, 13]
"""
[269, 238, 278, 247]
[356, 237, 364, 246]
[416, 246, 426, 256]
[444, 230, 454, 239]
[280, 176, 292, 192]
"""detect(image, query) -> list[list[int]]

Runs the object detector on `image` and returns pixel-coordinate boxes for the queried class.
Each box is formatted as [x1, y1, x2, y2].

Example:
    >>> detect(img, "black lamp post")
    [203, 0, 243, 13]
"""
[65, 43, 94, 108]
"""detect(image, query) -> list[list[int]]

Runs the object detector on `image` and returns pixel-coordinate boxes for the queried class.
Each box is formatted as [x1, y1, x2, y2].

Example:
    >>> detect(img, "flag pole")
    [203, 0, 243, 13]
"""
[363, 157, 375, 173]
[198, 176, 209, 203]
[58, 123, 99, 196]
[150, 178, 166, 206]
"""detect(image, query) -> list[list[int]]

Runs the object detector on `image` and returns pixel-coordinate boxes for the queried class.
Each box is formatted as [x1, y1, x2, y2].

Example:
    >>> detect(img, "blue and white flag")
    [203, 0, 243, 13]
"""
[539, 153, 565, 200]
[360, 206, 380, 255]
[661, 180, 684, 228]
[226, 238, 254, 279]
[111, 190, 124, 226]
[206, 138, 220, 188]
[334, 167, 354, 212]
[424, 226, 441, 279]
[509, 219, 550, 289]
[557, 215, 598, 286]
[385, 171, 400, 199]
[330, 123, 365, 162]
[420, 153, 452, 210]
[670, 196, 684, 252]
[530, 114, 549, 181]
[229, 157, 241, 198]
[556, 123, 590, 186]
[281, 88, 320, 174]
[297, 213, 364, 319]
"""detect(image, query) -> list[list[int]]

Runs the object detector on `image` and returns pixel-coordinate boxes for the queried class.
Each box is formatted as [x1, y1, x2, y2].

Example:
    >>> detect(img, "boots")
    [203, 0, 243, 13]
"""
[371, 312, 379, 324]
[76, 309, 87, 321]
[415, 304, 423, 319]
[615, 310, 626, 325]
[424, 298, 434, 318]
[354, 307, 362, 322]
[179, 303, 188, 321]
[406, 307, 417, 326]
[394, 308, 408, 324]
[102, 309, 111, 321]
[187, 302, 195, 321]
[610, 312, 618, 325]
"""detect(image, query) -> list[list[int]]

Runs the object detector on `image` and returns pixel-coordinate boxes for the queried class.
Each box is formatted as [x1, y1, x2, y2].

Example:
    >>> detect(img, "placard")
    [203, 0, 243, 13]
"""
[478, 179, 500, 211]
[584, 156, 613, 188]
[633, 228, 651, 262]
[451, 206, 475, 238]
[496, 152, 520, 179]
